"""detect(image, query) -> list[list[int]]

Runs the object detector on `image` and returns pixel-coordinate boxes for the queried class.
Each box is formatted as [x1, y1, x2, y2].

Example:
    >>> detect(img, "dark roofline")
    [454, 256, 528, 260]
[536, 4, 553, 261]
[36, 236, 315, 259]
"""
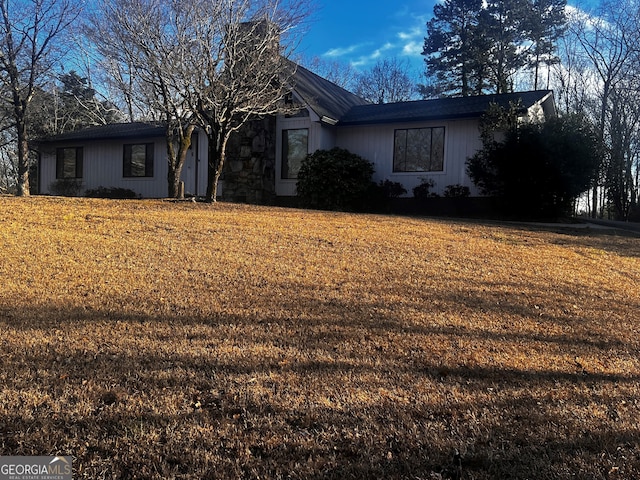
[289, 62, 370, 123]
[337, 90, 555, 126]
[36, 122, 167, 144]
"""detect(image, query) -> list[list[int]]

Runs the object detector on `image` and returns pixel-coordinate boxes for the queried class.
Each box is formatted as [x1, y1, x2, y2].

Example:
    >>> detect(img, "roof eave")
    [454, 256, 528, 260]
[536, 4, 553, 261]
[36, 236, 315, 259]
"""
[337, 112, 486, 127]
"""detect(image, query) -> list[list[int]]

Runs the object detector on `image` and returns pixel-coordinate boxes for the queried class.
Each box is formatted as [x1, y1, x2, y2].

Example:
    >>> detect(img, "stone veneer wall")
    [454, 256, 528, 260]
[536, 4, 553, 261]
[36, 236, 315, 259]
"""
[221, 116, 277, 204]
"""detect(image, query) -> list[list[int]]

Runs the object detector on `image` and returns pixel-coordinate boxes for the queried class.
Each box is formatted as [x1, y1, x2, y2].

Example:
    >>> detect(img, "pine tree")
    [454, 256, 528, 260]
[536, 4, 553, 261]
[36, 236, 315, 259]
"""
[525, 0, 567, 90]
[421, 0, 487, 97]
[483, 0, 529, 93]
[422, 0, 567, 96]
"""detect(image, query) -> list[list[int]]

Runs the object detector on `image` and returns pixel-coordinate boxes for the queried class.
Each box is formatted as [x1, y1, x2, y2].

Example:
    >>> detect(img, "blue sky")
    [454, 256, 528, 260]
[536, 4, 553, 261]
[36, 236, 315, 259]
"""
[296, 1, 434, 74]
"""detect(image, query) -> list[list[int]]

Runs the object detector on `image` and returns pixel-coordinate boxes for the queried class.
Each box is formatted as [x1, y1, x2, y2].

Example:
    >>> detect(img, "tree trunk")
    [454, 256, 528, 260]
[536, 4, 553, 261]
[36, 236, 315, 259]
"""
[205, 127, 230, 203]
[168, 165, 180, 199]
[16, 117, 30, 197]
[205, 131, 219, 203]
[166, 125, 195, 198]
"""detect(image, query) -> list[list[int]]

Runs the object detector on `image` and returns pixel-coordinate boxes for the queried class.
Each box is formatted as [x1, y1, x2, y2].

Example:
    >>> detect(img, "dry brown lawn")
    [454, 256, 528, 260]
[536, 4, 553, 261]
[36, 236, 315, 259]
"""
[1, 196, 639, 479]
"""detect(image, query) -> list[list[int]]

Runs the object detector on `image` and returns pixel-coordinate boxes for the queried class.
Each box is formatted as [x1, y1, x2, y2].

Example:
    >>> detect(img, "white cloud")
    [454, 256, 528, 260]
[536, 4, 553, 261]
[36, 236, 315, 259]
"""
[319, 8, 428, 70]
[402, 40, 423, 56]
[398, 25, 423, 42]
[322, 44, 366, 58]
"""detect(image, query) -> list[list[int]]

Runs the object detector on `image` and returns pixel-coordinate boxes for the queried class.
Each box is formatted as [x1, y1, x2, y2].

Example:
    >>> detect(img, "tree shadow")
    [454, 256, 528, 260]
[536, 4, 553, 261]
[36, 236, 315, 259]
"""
[2, 299, 639, 479]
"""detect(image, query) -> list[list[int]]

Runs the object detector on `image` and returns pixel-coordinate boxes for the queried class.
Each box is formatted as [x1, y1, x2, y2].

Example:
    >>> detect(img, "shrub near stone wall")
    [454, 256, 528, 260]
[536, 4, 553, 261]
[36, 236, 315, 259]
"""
[296, 148, 375, 212]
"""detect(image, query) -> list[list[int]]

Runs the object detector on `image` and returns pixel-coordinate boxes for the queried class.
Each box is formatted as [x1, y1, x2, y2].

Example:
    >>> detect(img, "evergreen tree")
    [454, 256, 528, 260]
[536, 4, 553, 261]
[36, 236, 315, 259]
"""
[525, 0, 567, 90]
[483, 0, 528, 93]
[467, 112, 601, 218]
[28, 72, 122, 138]
[423, 0, 567, 96]
[421, 0, 487, 97]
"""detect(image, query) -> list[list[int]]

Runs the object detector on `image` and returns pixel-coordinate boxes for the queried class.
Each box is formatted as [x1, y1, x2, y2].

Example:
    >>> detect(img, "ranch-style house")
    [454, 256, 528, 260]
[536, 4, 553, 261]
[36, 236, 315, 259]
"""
[35, 64, 556, 203]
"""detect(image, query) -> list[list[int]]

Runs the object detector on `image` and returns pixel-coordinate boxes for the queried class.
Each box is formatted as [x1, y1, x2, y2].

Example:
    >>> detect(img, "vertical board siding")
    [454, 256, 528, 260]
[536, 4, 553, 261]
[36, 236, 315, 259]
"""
[40, 137, 169, 198]
[335, 119, 483, 196]
[39, 117, 486, 199]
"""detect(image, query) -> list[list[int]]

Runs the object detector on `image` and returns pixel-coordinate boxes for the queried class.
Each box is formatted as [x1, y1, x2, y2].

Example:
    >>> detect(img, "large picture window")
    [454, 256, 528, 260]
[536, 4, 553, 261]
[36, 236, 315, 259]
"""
[56, 147, 83, 179]
[124, 143, 154, 177]
[281, 129, 308, 179]
[393, 127, 445, 172]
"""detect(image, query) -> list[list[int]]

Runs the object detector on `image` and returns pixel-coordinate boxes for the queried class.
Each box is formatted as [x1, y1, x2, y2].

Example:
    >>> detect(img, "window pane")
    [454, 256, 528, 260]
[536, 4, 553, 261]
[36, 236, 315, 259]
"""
[63, 149, 76, 178]
[431, 127, 445, 171]
[407, 129, 431, 172]
[393, 128, 445, 172]
[282, 129, 308, 179]
[130, 144, 147, 177]
[57, 148, 81, 179]
[393, 130, 407, 172]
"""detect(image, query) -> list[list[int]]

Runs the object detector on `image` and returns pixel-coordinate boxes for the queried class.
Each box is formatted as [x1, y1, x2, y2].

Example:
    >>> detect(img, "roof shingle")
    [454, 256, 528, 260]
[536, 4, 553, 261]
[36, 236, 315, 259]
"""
[338, 90, 554, 126]
[290, 64, 370, 122]
[38, 122, 166, 144]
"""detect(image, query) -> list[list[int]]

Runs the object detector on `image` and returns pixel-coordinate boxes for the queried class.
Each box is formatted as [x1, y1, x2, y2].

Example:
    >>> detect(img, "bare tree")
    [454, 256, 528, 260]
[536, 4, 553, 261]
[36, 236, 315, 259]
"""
[354, 58, 419, 104]
[91, 0, 309, 201]
[301, 55, 359, 90]
[569, 0, 640, 218]
[180, 0, 310, 203]
[0, 0, 80, 196]
[89, 0, 197, 198]
[552, 23, 595, 115]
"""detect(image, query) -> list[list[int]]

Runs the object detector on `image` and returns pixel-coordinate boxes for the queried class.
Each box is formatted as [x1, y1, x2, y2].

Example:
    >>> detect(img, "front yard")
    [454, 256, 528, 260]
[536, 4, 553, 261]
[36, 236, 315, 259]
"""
[1, 197, 639, 479]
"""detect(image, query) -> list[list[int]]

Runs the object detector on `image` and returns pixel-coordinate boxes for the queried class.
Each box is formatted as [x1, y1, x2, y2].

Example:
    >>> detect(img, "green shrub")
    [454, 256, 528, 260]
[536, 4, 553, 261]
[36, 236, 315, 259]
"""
[466, 114, 601, 219]
[412, 178, 439, 199]
[444, 184, 471, 198]
[379, 180, 407, 198]
[85, 186, 138, 199]
[296, 148, 375, 211]
[49, 179, 83, 197]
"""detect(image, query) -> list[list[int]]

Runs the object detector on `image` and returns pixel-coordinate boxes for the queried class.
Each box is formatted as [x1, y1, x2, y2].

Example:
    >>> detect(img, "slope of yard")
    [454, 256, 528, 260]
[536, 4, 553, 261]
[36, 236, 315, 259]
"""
[1, 196, 639, 479]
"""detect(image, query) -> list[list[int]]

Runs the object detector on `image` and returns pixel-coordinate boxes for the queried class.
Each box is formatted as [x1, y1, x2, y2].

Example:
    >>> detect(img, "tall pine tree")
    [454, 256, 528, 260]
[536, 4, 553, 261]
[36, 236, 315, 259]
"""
[421, 0, 487, 97]
[485, 0, 526, 93]
[422, 0, 566, 96]
[526, 0, 566, 90]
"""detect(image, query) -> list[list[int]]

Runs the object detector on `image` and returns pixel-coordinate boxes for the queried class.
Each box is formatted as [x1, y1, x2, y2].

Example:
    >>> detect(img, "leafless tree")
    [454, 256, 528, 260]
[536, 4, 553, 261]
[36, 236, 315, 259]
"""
[353, 58, 419, 104]
[301, 55, 359, 90]
[568, 0, 640, 218]
[90, 0, 309, 201]
[88, 0, 198, 198]
[0, 0, 81, 196]
[180, 0, 310, 203]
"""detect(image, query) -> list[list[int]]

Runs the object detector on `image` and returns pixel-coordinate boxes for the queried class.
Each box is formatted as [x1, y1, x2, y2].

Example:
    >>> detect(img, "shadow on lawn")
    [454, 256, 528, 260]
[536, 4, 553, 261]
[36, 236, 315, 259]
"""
[2, 302, 640, 479]
[493, 220, 640, 258]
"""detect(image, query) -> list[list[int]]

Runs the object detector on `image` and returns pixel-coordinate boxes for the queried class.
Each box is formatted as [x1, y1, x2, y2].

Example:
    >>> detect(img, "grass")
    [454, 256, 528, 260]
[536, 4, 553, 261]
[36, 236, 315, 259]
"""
[1, 196, 639, 479]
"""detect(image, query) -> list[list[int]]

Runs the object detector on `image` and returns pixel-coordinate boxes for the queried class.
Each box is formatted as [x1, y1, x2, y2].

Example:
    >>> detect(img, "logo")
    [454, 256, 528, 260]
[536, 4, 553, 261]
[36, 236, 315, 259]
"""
[0, 456, 72, 480]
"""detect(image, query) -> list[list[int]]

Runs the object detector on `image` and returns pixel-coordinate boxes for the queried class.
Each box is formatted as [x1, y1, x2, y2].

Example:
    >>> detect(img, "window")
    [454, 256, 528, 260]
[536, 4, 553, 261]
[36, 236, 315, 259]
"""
[124, 143, 154, 177]
[393, 127, 445, 172]
[281, 129, 308, 179]
[56, 147, 83, 179]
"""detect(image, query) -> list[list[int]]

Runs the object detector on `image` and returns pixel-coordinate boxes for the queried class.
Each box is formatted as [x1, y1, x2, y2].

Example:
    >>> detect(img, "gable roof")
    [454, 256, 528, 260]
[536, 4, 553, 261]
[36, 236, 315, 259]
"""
[38, 122, 166, 144]
[290, 64, 370, 124]
[36, 71, 555, 145]
[338, 90, 555, 126]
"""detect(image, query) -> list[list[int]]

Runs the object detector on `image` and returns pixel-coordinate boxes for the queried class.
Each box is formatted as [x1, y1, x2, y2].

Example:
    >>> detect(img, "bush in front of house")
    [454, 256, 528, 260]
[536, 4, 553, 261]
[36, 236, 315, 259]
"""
[379, 179, 407, 198]
[85, 186, 138, 199]
[49, 179, 84, 197]
[444, 184, 471, 198]
[412, 178, 439, 199]
[296, 148, 376, 212]
[466, 113, 601, 219]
